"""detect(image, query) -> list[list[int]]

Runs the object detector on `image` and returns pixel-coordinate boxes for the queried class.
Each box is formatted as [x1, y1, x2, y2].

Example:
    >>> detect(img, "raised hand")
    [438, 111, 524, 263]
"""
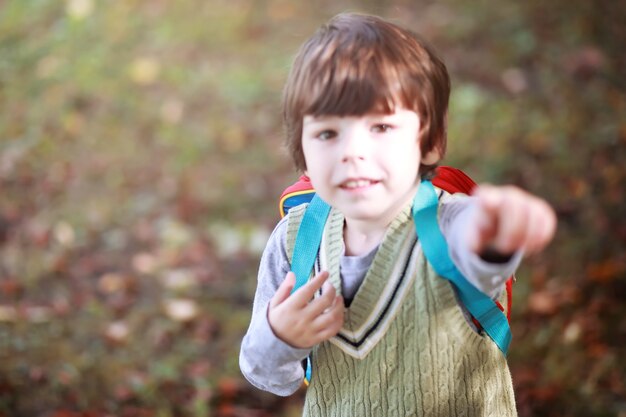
[268, 271, 345, 349]
[469, 185, 557, 257]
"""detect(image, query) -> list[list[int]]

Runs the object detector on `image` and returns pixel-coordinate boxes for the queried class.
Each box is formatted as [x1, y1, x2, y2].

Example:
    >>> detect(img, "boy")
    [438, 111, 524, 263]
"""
[240, 13, 556, 416]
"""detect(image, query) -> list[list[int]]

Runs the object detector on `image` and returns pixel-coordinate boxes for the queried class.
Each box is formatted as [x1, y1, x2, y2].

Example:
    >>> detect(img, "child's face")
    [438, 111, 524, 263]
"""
[302, 108, 436, 227]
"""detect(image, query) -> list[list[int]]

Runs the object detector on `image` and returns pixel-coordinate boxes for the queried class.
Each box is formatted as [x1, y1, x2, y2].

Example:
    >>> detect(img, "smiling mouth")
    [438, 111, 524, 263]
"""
[340, 179, 379, 189]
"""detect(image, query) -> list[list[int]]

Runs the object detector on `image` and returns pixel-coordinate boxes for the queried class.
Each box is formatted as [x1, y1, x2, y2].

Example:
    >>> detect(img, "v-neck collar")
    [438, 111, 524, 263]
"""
[318, 203, 419, 359]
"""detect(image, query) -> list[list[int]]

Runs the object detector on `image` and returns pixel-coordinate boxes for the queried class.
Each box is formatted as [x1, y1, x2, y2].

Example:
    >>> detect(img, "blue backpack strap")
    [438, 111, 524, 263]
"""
[289, 194, 331, 385]
[412, 180, 512, 355]
[290, 194, 332, 295]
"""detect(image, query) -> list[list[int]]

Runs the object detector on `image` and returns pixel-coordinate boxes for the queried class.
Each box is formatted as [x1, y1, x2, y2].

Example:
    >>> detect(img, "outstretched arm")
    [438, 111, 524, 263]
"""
[441, 186, 556, 299]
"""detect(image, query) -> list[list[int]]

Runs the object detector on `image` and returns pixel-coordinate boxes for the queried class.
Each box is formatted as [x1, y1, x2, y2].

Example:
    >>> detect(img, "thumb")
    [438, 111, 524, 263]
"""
[475, 185, 503, 217]
[270, 271, 296, 309]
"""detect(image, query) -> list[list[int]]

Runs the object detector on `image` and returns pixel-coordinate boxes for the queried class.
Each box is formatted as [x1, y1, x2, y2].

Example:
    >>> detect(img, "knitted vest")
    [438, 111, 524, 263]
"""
[286, 202, 517, 417]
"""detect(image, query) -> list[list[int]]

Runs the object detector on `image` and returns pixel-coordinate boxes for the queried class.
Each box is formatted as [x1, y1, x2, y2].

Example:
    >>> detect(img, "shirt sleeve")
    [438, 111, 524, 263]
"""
[439, 193, 522, 299]
[239, 215, 312, 396]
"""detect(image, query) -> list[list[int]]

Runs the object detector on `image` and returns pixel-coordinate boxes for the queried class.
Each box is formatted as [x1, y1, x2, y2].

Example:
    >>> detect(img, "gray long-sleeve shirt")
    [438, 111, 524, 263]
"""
[239, 194, 521, 396]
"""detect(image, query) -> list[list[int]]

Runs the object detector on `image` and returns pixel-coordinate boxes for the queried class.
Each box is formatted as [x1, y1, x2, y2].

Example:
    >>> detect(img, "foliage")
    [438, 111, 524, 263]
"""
[0, 0, 624, 416]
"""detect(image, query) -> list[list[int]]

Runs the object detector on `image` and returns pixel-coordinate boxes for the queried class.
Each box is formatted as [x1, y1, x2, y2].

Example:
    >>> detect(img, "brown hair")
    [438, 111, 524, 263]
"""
[283, 13, 450, 173]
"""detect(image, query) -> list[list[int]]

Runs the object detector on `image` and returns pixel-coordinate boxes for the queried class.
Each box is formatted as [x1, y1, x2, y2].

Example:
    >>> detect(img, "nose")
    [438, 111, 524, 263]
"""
[341, 126, 367, 163]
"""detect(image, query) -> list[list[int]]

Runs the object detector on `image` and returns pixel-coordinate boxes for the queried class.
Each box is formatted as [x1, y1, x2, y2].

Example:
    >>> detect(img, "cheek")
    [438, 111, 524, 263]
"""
[301, 145, 315, 173]
[301, 152, 325, 187]
[386, 142, 421, 174]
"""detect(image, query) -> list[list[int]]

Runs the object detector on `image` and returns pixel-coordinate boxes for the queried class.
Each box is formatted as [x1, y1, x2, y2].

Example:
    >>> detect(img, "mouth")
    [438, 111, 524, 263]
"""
[339, 179, 380, 190]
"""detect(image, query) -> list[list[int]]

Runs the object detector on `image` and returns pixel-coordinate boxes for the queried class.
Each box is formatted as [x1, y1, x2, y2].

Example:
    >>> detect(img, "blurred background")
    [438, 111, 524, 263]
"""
[0, 0, 624, 416]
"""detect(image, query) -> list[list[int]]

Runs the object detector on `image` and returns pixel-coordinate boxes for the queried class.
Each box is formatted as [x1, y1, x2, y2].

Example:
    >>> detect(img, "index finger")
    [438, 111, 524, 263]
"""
[289, 270, 329, 305]
[474, 185, 505, 217]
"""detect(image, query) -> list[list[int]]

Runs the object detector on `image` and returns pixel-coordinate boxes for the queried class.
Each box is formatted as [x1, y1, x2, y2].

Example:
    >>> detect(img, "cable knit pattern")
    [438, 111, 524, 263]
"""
[286, 202, 517, 417]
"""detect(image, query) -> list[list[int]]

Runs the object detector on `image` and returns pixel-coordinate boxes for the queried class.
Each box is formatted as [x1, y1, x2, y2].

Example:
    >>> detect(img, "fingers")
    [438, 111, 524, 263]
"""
[489, 188, 527, 254]
[473, 185, 557, 256]
[268, 270, 344, 348]
[475, 185, 504, 216]
[305, 281, 339, 318]
[297, 276, 344, 342]
[472, 185, 507, 253]
[289, 270, 330, 306]
[523, 199, 557, 255]
[310, 293, 344, 338]
[470, 199, 498, 253]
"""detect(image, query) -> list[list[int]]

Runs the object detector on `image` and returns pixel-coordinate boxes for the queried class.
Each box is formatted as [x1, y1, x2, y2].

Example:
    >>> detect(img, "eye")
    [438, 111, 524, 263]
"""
[371, 124, 392, 133]
[316, 129, 337, 141]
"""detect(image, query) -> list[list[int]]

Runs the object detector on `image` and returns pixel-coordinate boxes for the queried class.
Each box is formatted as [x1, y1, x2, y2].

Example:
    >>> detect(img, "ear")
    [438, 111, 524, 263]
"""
[421, 148, 441, 165]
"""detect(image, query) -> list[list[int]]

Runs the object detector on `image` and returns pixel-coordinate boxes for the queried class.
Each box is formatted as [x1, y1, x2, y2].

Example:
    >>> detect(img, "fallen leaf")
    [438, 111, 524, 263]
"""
[97, 273, 127, 294]
[53, 221, 75, 247]
[105, 321, 130, 343]
[562, 321, 582, 344]
[66, 0, 94, 20]
[129, 58, 160, 86]
[25, 306, 53, 323]
[160, 269, 198, 291]
[527, 290, 558, 315]
[586, 259, 625, 283]
[132, 252, 159, 274]
[0, 278, 22, 297]
[0, 305, 18, 322]
[163, 298, 198, 322]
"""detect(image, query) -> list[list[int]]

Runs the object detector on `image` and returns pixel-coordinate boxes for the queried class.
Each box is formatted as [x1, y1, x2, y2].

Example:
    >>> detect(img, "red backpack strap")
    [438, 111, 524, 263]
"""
[505, 276, 513, 323]
[431, 166, 477, 194]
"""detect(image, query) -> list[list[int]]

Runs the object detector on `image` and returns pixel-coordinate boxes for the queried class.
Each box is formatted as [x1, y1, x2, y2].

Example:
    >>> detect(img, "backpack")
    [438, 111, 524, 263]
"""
[279, 166, 514, 382]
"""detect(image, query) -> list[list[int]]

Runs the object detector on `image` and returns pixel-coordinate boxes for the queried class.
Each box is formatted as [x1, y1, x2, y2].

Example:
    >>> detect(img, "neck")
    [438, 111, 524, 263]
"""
[343, 198, 416, 256]
[343, 220, 386, 256]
